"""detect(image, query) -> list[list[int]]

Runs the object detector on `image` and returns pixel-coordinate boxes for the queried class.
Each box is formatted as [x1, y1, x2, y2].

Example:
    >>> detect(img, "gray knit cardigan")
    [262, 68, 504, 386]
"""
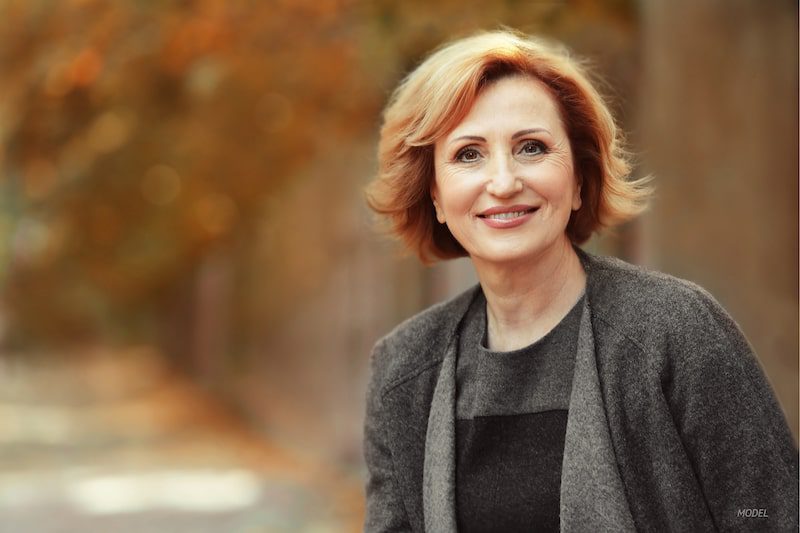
[363, 249, 799, 532]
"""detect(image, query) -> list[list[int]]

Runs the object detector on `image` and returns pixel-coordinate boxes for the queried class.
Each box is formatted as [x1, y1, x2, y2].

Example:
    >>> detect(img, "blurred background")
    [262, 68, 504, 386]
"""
[0, 0, 796, 531]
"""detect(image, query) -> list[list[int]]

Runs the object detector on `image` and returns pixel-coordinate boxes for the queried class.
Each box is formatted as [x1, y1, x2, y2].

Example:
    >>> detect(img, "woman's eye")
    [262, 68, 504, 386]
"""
[455, 148, 481, 163]
[518, 140, 547, 156]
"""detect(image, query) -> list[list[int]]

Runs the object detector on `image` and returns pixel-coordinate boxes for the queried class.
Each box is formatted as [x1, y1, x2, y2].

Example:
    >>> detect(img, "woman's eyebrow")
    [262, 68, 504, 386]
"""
[512, 128, 550, 139]
[449, 135, 485, 145]
[449, 128, 551, 145]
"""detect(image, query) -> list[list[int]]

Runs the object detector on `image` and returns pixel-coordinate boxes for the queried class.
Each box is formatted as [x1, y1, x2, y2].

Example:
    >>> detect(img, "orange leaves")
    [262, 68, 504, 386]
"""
[69, 47, 103, 88]
[2, 0, 638, 346]
[44, 47, 104, 97]
[161, 17, 231, 75]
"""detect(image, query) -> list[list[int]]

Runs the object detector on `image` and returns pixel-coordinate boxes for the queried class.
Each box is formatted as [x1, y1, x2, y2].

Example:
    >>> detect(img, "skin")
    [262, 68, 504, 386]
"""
[431, 75, 587, 351]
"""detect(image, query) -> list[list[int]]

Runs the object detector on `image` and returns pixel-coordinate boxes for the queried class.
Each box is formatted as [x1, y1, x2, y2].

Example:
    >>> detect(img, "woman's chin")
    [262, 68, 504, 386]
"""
[467, 238, 568, 268]
[469, 247, 542, 268]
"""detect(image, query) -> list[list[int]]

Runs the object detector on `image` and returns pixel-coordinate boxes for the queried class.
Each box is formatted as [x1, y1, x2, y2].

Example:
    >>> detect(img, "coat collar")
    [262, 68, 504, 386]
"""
[421, 248, 637, 532]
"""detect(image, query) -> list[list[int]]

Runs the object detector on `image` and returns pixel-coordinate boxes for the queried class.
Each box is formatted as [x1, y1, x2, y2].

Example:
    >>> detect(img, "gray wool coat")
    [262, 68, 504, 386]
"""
[363, 249, 799, 532]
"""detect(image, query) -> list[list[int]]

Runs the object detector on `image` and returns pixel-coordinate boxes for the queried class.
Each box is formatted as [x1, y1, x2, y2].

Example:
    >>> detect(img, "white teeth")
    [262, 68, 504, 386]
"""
[486, 210, 528, 220]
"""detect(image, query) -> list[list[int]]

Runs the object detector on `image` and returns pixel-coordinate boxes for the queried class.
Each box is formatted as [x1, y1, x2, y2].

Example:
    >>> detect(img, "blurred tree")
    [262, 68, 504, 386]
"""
[0, 0, 381, 347]
[0, 0, 639, 357]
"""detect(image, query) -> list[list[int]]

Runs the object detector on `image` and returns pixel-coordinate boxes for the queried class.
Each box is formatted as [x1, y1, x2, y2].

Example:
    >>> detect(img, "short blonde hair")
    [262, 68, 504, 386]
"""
[366, 29, 651, 263]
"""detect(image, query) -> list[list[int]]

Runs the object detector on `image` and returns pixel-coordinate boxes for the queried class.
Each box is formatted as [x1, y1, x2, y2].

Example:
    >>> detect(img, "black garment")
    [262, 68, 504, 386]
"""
[455, 291, 584, 533]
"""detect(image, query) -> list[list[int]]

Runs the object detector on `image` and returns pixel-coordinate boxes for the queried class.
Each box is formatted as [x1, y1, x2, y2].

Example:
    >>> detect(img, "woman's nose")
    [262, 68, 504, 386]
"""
[485, 156, 523, 197]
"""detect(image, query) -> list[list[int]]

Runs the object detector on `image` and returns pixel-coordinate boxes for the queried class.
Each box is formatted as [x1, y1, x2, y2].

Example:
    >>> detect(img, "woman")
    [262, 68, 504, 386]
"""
[363, 30, 798, 532]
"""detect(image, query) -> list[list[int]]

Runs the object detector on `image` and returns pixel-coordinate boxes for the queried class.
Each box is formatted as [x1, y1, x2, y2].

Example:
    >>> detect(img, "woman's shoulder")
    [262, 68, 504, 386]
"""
[368, 284, 480, 396]
[586, 252, 714, 303]
[581, 251, 741, 343]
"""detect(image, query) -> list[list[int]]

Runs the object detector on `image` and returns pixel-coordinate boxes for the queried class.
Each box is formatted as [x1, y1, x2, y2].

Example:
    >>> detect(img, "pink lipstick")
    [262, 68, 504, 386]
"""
[477, 204, 538, 229]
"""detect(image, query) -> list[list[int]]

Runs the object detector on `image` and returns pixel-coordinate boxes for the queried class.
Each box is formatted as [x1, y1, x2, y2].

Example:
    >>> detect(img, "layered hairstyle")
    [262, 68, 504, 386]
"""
[366, 29, 651, 263]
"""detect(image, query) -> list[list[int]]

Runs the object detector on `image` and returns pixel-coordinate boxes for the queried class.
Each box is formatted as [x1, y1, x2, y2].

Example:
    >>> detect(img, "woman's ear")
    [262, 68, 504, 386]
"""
[571, 179, 582, 211]
[431, 188, 446, 223]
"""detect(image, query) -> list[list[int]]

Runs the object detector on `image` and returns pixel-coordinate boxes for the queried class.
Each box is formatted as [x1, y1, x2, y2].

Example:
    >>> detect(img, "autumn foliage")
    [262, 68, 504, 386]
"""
[0, 0, 636, 348]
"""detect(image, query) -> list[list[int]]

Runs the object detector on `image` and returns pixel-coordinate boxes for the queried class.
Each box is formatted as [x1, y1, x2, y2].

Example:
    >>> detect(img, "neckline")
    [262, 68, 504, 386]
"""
[478, 289, 586, 356]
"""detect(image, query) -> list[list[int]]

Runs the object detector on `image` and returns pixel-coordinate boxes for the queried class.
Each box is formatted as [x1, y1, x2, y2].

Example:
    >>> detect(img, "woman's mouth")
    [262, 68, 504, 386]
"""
[480, 209, 534, 220]
[478, 206, 539, 219]
[477, 206, 539, 228]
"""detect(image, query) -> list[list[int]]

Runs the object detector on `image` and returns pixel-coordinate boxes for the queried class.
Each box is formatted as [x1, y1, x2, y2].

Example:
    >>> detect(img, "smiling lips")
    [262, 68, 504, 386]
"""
[477, 204, 539, 228]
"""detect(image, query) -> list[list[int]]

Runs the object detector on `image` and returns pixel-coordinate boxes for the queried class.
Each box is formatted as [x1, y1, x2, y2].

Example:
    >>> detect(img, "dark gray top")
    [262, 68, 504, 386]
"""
[456, 289, 583, 419]
[455, 290, 584, 532]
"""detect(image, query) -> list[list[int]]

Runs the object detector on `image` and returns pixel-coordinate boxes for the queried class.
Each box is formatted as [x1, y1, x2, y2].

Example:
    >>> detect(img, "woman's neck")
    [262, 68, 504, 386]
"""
[473, 239, 586, 352]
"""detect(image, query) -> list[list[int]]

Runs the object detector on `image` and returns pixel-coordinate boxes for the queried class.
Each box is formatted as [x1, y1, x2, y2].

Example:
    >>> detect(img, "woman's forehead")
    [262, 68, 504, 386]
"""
[444, 76, 564, 141]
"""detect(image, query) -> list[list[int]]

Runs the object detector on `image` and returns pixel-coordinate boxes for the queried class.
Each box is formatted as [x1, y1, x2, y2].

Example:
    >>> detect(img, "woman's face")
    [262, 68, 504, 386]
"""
[432, 75, 581, 269]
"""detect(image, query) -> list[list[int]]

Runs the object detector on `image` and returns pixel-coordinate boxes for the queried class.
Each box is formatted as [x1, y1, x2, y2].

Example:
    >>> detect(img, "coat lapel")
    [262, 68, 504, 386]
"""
[422, 330, 459, 533]
[559, 299, 636, 531]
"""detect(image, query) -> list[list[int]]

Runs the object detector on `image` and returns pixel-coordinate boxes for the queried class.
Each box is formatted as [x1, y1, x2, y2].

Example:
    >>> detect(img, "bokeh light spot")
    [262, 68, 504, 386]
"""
[194, 193, 238, 237]
[11, 218, 54, 267]
[141, 165, 182, 206]
[87, 111, 132, 154]
[68, 47, 103, 88]
[187, 59, 223, 98]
